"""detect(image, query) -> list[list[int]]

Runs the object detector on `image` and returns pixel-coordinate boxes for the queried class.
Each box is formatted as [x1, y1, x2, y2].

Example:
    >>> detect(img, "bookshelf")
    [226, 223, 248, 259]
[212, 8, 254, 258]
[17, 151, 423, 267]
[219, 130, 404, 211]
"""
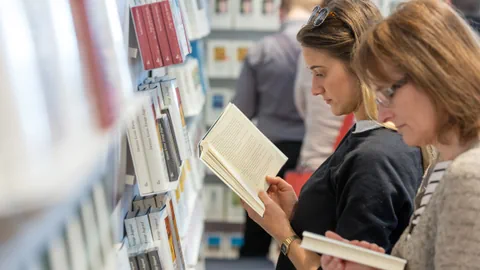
[0, 0, 210, 269]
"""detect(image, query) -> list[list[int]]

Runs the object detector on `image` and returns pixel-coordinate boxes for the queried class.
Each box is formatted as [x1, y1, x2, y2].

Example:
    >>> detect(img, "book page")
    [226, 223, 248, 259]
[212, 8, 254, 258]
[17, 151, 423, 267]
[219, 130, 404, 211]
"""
[204, 103, 287, 193]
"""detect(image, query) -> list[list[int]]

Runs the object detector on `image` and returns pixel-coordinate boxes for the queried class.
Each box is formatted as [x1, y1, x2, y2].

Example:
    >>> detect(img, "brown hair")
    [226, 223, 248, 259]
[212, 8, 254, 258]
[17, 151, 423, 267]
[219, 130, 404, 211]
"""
[296, 0, 383, 120]
[353, 0, 480, 144]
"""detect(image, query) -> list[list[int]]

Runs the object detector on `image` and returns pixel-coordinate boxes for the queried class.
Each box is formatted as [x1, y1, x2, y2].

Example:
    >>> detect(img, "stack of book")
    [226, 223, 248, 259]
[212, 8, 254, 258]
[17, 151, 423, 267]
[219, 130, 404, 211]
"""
[131, 0, 191, 70]
[126, 76, 193, 196]
[124, 192, 187, 270]
[207, 40, 254, 78]
[209, 0, 280, 31]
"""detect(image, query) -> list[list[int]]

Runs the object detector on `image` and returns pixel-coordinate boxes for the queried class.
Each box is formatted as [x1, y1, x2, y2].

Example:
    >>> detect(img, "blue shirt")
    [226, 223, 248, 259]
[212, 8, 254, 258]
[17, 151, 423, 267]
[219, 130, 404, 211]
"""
[232, 20, 306, 143]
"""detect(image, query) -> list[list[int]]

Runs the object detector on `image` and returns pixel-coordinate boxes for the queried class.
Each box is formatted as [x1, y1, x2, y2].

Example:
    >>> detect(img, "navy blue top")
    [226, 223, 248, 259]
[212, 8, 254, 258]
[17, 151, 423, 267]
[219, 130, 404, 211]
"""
[276, 126, 424, 270]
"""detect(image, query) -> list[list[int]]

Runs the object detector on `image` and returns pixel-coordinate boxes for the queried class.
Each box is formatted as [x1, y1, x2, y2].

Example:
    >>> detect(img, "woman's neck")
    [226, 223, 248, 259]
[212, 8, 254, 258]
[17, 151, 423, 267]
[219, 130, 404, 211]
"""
[354, 103, 369, 121]
[434, 133, 479, 161]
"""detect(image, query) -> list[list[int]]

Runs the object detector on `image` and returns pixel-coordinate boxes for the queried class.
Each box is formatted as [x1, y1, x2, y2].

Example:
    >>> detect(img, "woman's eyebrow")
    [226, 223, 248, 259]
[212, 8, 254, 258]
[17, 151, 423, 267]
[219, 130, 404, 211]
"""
[309, 65, 326, 70]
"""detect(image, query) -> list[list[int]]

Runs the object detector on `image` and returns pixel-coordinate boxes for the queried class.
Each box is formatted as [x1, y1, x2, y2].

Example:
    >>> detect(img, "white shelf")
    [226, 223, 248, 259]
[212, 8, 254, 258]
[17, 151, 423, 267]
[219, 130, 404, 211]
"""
[0, 95, 147, 217]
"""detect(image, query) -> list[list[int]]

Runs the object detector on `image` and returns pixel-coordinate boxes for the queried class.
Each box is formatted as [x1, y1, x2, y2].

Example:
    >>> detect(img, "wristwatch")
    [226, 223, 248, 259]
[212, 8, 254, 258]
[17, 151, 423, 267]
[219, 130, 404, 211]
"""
[281, 235, 300, 256]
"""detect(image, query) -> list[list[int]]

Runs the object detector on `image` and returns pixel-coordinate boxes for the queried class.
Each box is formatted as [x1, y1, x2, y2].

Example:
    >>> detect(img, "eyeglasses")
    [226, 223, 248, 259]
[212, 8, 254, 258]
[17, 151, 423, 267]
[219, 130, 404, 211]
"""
[375, 76, 409, 107]
[308, 6, 335, 27]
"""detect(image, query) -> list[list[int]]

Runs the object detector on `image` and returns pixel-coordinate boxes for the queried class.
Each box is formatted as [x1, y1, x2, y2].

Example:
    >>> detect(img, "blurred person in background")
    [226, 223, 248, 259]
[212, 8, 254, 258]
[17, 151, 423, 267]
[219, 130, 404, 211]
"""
[232, 0, 318, 258]
[451, 0, 480, 32]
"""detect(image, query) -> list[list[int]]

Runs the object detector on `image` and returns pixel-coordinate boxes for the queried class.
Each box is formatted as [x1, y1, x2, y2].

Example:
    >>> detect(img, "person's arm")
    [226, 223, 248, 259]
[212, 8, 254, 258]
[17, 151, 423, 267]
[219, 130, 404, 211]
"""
[433, 161, 480, 269]
[231, 46, 261, 119]
[294, 56, 309, 119]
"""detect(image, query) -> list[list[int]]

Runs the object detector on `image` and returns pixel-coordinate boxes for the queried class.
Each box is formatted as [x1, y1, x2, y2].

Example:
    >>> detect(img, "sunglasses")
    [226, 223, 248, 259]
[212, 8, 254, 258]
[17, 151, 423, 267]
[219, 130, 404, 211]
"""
[375, 76, 409, 107]
[308, 5, 336, 27]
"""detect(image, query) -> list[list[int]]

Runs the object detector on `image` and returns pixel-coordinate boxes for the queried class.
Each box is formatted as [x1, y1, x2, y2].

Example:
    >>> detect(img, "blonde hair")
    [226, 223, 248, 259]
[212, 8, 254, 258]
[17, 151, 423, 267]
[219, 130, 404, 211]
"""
[296, 0, 384, 123]
[353, 0, 480, 144]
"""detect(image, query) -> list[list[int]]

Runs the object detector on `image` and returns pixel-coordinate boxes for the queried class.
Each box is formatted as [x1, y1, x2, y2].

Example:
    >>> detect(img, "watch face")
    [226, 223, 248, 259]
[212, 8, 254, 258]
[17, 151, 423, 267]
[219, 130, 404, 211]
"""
[281, 243, 288, 255]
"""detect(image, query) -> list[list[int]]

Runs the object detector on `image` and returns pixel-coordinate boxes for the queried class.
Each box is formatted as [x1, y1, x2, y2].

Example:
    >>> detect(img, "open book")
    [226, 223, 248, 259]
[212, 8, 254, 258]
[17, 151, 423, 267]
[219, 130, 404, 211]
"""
[301, 232, 407, 270]
[199, 103, 287, 216]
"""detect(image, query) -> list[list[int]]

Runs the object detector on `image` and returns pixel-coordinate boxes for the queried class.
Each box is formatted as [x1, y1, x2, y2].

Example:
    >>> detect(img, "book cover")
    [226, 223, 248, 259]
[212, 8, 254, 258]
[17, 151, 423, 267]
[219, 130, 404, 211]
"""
[232, 41, 254, 77]
[159, 116, 181, 181]
[301, 232, 407, 270]
[136, 209, 155, 246]
[151, 2, 173, 66]
[148, 207, 176, 270]
[160, 0, 183, 64]
[125, 210, 141, 249]
[136, 252, 151, 270]
[210, 0, 234, 29]
[92, 182, 113, 260]
[126, 115, 154, 196]
[207, 40, 233, 78]
[203, 184, 225, 222]
[226, 190, 245, 223]
[137, 91, 170, 193]
[66, 215, 89, 270]
[141, 4, 163, 68]
[131, 6, 154, 70]
[129, 256, 139, 270]
[205, 88, 235, 126]
[80, 196, 102, 269]
[48, 236, 70, 270]
[147, 249, 163, 270]
[166, 195, 187, 270]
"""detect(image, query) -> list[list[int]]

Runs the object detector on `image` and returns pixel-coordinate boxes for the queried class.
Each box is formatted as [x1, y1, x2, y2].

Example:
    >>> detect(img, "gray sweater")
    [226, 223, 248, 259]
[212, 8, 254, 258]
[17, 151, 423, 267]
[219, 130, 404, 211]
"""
[392, 142, 480, 269]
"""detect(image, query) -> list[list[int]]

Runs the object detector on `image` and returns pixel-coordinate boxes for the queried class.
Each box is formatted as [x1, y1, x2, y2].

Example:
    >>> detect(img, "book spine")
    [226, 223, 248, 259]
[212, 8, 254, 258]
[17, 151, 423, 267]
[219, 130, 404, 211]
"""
[136, 214, 154, 246]
[160, 114, 182, 171]
[126, 116, 153, 195]
[163, 213, 179, 270]
[163, 111, 182, 167]
[166, 197, 186, 270]
[147, 250, 163, 270]
[129, 256, 139, 270]
[151, 2, 173, 66]
[174, 85, 193, 159]
[158, 117, 180, 182]
[160, 81, 188, 162]
[125, 217, 141, 249]
[136, 252, 151, 270]
[138, 93, 170, 193]
[142, 4, 163, 68]
[132, 6, 154, 70]
[160, 0, 182, 64]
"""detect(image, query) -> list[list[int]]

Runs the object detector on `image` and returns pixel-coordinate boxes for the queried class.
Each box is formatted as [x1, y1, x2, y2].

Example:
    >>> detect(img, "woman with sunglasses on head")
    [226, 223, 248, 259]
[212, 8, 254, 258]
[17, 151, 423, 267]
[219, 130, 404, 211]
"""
[241, 1, 427, 269]
[321, 1, 480, 269]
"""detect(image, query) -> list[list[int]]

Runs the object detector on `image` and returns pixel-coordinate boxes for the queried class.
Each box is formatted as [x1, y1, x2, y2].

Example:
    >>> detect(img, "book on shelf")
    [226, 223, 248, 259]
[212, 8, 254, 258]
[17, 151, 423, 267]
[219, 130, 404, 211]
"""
[165, 193, 187, 270]
[232, 41, 254, 77]
[131, 0, 191, 70]
[149, 207, 177, 270]
[180, 0, 210, 40]
[207, 40, 233, 78]
[199, 103, 288, 217]
[301, 231, 407, 270]
[209, 0, 234, 29]
[203, 184, 225, 222]
[205, 88, 235, 126]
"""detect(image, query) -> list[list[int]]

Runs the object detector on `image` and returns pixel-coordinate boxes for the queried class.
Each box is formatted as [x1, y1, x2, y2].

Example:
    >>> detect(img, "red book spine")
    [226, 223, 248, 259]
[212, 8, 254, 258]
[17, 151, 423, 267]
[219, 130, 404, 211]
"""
[152, 2, 173, 66]
[132, 6, 154, 70]
[160, 0, 182, 64]
[70, 0, 117, 129]
[142, 4, 163, 68]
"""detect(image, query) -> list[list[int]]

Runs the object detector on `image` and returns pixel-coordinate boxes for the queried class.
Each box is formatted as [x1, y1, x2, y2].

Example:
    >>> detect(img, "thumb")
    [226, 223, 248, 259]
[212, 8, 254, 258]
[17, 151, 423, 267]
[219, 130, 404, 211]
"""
[258, 191, 273, 205]
[325, 231, 348, 243]
[266, 176, 283, 185]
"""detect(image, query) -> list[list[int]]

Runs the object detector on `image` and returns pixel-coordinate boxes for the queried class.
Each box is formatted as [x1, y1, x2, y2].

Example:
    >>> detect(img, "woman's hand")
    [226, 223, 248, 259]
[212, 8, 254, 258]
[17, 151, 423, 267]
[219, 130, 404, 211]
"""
[242, 191, 296, 244]
[266, 176, 298, 220]
[321, 231, 384, 270]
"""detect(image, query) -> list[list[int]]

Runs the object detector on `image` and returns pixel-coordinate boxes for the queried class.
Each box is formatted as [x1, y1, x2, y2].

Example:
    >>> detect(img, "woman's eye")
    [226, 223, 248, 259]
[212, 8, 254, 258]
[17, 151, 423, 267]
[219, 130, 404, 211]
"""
[315, 73, 324, 77]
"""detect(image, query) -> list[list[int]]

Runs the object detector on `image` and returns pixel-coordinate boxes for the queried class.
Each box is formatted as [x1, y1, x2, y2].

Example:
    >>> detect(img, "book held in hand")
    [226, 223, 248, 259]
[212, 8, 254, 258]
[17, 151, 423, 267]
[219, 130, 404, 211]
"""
[301, 232, 407, 270]
[199, 103, 287, 216]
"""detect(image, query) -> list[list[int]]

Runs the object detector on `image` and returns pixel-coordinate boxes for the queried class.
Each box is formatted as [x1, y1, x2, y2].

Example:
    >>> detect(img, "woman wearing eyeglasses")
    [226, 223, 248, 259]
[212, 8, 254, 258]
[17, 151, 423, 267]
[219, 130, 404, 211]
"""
[241, 0, 426, 269]
[320, 1, 480, 269]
